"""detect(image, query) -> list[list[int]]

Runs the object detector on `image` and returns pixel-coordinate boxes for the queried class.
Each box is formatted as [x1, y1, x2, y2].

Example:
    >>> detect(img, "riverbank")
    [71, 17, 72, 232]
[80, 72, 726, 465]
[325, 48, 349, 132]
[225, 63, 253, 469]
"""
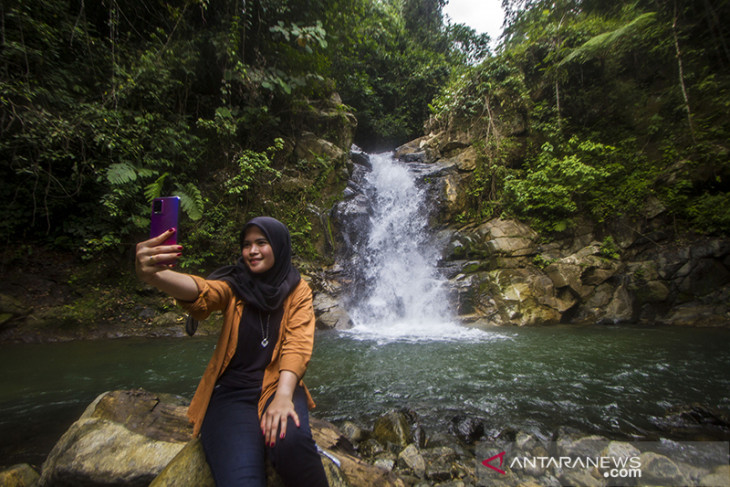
[3, 241, 728, 346]
[4, 389, 729, 487]
[0, 246, 227, 344]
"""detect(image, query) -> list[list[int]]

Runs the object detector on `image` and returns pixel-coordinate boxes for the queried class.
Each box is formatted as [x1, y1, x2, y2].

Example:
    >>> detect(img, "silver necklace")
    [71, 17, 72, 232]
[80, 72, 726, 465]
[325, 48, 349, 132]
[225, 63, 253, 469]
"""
[259, 312, 270, 348]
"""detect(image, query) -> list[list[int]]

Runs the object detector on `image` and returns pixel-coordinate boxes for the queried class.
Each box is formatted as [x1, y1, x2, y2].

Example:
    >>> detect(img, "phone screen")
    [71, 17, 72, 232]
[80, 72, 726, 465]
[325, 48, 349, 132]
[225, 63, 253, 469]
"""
[150, 196, 180, 245]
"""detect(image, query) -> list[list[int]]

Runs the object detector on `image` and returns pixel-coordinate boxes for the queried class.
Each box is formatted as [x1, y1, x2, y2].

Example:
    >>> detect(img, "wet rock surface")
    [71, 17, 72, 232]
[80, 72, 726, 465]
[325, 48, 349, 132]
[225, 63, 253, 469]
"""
[6, 390, 730, 487]
[24, 389, 404, 487]
[383, 131, 730, 329]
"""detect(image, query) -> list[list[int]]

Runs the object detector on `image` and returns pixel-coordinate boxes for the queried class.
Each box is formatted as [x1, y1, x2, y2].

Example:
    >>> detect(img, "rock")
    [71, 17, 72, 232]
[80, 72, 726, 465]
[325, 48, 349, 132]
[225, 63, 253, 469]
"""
[602, 283, 633, 324]
[398, 444, 426, 478]
[544, 262, 593, 297]
[359, 438, 386, 458]
[374, 457, 396, 471]
[39, 417, 185, 487]
[151, 311, 185, 327]
[79, 389, 192, 441]
[653, 403, 730, 440]
[679, 258, 730, 296]
[313, 292, 354, 330]
[0, 293, 30, 329]
[351, 149, 372, 169]
[295, 132, 348, 168]
[440, 172, 471, 219]
[40, 390, 397, 487]
[340, 420, 366, 444]
[656, 299, 730, 327]
[601, 440, 641, 462]
[444, 146, 479, 172]
[319, 456, 351, 487]
[558, 469, 603, 487]
[395, 135, 429, 160]
[422, 446, 457, 482]
[449, 415, 484, 444]
[0, 464, 40, 487]
[394, 135, 440, 164]
[297, 100, 357, 151]
[556, 434, 609, 458]
[477, 219, 537, 257]
[149, 438, 214, 487]
[700, 465, 730, 487]
[317, 307, 354, 330]
[138, 307, 156, 320]
[373, 410, 413, 448]
[481, 268, 562, 326]
[39, 389, 192, 487]
[637, 280, 671, 302]
[639, 451, 691, 486]
[309, 417, 405, 487]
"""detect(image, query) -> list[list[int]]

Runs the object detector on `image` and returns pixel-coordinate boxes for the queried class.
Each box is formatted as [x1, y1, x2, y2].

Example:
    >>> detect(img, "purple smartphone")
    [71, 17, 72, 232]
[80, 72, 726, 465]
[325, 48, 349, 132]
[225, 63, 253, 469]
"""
[150, 196, 180, 245]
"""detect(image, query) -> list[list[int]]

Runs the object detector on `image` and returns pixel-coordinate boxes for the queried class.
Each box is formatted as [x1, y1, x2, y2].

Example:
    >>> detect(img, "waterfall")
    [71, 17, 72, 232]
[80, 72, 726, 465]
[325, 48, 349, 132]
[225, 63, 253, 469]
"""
[336, 151, 487, 342]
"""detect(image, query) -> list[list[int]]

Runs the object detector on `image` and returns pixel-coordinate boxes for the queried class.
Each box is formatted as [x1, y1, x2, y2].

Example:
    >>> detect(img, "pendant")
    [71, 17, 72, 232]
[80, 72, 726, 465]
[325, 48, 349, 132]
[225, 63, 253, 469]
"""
[261, 338, 269, 348]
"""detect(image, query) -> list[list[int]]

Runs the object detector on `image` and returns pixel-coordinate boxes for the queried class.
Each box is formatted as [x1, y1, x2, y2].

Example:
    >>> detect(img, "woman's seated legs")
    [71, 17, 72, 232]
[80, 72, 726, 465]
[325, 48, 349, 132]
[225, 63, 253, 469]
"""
[200, 385, 266, 487]
[266, 386, 329, 487]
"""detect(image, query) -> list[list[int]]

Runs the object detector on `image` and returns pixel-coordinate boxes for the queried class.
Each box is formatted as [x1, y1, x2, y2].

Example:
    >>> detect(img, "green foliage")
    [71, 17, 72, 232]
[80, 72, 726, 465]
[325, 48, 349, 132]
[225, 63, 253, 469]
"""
[432, 0, 730, 237]
[558, 12, 657, 66]
[599, 236, 621, 260]
[225, 139, 284, 196]
[504, 137, 615, 232]
[2, 0, 729, 271]
[687, 193, 730, 234]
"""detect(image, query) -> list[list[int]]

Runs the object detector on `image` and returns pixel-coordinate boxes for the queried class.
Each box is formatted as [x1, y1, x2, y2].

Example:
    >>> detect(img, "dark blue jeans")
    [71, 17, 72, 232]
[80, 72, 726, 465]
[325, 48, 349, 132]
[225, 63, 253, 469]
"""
[200, 383, 329, 487]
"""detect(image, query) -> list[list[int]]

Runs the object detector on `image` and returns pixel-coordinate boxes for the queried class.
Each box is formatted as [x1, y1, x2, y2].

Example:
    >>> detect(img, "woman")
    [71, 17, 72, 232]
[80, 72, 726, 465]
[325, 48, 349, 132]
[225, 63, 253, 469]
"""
[135, 216, 329, 487]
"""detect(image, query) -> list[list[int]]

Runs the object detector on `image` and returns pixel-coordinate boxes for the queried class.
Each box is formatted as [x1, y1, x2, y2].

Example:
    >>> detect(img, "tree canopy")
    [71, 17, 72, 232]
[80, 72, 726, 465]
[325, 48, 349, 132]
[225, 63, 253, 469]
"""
[1, 0, 728, 269]
[431, 0, 730, 235]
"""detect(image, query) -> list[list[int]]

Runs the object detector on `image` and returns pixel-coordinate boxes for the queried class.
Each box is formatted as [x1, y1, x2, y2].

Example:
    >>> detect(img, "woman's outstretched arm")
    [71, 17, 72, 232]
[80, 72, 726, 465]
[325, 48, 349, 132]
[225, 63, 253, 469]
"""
[135, 228, 199, 301]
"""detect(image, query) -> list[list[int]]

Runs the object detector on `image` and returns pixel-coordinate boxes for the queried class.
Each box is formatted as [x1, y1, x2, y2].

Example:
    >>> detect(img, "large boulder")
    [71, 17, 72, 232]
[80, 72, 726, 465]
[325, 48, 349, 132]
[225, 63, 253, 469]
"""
[39, 390, 192, 487]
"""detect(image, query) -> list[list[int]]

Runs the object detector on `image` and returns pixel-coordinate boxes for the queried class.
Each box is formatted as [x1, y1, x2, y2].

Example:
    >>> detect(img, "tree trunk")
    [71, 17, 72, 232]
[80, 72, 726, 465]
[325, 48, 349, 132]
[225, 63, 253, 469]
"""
[672, 0, 696, 143]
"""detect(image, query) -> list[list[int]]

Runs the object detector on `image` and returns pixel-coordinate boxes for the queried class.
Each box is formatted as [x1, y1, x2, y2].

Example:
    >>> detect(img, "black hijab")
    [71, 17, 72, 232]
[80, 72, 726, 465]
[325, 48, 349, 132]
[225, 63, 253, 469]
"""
[208, 216, 301, 312]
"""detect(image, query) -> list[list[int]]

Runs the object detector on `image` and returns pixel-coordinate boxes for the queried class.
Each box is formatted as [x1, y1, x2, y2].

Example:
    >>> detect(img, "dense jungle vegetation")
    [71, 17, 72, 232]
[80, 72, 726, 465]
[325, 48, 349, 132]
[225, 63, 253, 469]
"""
[1, 0, 729, 273]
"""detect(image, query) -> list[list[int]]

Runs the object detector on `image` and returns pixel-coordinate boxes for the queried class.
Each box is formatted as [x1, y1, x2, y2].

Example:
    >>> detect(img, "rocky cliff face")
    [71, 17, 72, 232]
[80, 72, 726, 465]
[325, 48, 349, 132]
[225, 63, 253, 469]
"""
[393, 134, 730, 327]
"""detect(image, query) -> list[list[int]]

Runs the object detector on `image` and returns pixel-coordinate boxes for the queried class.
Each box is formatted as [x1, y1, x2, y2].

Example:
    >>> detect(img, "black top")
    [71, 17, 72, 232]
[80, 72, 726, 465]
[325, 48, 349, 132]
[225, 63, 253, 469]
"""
[217, 305, 284, 389]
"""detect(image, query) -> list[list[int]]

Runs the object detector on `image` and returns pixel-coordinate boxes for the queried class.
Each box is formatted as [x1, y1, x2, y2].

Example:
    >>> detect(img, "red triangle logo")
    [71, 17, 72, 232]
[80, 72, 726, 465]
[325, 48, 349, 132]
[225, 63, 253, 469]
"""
[482, 451, 507, 475]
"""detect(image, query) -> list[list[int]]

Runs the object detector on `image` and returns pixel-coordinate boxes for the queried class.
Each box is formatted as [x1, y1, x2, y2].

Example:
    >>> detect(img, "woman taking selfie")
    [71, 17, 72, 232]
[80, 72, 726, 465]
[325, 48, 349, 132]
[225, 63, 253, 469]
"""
[135, 216, 329, 487]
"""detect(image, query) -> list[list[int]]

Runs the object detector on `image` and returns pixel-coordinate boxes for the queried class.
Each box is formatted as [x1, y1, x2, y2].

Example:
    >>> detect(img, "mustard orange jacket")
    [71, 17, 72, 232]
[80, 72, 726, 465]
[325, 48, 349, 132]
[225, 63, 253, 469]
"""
[179, 275, 316, 437]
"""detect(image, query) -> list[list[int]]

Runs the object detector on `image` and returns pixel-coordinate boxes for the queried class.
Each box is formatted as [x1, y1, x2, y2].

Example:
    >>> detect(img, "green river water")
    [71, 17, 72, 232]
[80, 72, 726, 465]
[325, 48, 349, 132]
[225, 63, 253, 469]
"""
[1, 324, 729, 467]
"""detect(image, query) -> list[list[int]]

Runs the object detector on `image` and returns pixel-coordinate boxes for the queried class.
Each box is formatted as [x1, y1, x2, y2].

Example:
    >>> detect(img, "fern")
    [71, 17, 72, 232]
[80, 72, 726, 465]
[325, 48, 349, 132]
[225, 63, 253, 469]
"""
[559, 12, 657, 66]
[106, 163, 137, 185]
[175, 182, 204, 221]
[144, 172, 169, 202]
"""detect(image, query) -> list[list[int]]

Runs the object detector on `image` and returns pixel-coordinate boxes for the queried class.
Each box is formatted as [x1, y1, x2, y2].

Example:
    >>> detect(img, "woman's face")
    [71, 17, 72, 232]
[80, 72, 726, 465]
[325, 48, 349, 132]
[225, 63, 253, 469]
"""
[241, 226, 275, 274]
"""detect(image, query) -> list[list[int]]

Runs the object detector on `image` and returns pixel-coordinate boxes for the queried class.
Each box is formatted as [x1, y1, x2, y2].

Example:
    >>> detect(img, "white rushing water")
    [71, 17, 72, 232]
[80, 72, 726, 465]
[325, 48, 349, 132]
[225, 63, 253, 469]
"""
[344, 153, 491, 343]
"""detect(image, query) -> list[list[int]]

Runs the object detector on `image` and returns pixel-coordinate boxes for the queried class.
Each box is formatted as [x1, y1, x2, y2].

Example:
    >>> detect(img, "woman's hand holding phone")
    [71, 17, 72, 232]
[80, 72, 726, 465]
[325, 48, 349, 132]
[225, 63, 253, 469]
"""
[135, 229, 199, 301]
[135, 228, 183, 281]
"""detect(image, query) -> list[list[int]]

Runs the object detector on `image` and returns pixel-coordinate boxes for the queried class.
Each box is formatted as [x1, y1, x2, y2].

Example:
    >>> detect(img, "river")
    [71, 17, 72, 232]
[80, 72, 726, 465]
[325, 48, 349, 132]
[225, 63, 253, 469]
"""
[1, 325, 729, 467]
